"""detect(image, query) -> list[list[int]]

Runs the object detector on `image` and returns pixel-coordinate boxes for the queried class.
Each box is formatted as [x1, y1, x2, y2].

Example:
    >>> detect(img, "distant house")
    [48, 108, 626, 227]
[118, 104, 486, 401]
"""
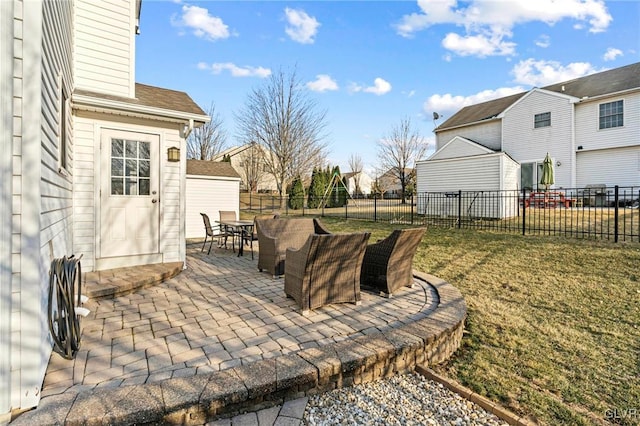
[1, 0, 208, 415]
[342, 171, 374, 197]
[186, 161, 241, 239]
[376, 168, 415, 199]
[213, 144, 279, 193]
[418, 62, 640, 196]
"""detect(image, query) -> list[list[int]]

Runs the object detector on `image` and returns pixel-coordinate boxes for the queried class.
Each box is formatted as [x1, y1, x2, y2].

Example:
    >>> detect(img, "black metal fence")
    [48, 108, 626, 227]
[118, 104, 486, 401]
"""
[241, 186, 640, 243]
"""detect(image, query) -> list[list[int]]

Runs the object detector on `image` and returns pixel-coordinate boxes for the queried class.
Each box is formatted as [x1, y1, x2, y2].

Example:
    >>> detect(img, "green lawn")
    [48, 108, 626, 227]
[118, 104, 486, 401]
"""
[319, 217, 640, 426]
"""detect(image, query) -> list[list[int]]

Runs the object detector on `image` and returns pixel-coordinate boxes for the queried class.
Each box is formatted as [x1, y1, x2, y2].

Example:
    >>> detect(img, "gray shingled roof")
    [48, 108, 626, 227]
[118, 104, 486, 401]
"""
[437, 61, 640, 131]
[186, 160, 240, 178]
[74, 83, 207, 118]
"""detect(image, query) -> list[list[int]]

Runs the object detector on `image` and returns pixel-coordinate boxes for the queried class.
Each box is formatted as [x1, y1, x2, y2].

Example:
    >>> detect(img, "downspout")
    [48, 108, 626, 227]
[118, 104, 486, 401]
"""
[180, 118, 194, 139]
[178, 119, 193, 271]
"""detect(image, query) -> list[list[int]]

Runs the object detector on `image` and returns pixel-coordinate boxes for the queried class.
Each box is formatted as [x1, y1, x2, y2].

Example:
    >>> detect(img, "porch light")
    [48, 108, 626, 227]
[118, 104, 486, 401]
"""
[167, 146, 180, 162]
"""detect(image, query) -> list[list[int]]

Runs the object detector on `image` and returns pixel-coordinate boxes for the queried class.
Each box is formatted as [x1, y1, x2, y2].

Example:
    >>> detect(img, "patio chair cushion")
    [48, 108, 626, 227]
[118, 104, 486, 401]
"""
[255, 217, 331, 276]
[284, 232, 370, 314]
[360, 227, 426, 297]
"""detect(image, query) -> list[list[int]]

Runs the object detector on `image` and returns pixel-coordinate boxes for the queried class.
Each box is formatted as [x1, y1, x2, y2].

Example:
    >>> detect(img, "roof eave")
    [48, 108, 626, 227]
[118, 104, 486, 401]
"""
[435, 116, 502, 133]
[574, 87, 640, 103]
[72, 93, 211, 125]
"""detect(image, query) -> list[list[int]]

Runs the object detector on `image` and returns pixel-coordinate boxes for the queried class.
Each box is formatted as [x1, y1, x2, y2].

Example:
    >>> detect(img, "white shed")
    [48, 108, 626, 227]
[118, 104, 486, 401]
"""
[186, 160, 241, 239]
[416, 137, 521, 219]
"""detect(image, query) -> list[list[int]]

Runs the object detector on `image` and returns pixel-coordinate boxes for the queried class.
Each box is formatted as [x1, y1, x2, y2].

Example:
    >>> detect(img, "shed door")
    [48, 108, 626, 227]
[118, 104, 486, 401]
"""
[100, 130, 160, 258]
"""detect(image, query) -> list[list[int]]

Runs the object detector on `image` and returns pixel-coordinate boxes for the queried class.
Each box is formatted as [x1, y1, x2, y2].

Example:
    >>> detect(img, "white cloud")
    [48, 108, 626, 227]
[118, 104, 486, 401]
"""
[424, 86, 525, 115]
[366, 78, 392, 95]
[200, 62, 272, 78]
[603, 47, 623, 61]
[172, 5, 231, 41]
[442, 31, 516, 57]
[306, 74, 339, 92]
[395, 0, 612, 57]
[284, 8, 320, 44]
[535, 34, 550, 48]
[511, 58, 601, 86]
[350, 78, 392, 96]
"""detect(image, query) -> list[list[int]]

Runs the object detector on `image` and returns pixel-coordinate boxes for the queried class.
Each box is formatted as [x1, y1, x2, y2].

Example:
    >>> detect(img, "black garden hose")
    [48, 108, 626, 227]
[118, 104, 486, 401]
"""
[47, 254, 84, 360]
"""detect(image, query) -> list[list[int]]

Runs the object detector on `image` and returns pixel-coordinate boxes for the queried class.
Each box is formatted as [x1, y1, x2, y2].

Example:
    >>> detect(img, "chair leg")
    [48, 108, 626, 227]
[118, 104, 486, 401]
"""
[201, 235, 208, 252]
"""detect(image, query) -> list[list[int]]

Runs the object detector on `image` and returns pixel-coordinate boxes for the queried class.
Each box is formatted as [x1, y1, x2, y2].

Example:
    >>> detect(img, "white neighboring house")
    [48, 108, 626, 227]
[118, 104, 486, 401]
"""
[377, 168, 414, 199]
[342, 171, 374, 197]
[213, 144, 279, 193]
[1, 0, 209, 417]
[185, 160, 241, 239]
[418, 62, 640, 199]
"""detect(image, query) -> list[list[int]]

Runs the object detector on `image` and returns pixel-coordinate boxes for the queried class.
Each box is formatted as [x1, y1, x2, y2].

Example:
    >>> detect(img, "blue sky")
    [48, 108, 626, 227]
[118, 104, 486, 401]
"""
[136, 0, 640, 175]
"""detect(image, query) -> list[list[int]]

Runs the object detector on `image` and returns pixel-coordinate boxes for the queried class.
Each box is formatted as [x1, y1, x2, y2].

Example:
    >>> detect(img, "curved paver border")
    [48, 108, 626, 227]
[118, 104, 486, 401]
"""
[12, 271, 466, 425]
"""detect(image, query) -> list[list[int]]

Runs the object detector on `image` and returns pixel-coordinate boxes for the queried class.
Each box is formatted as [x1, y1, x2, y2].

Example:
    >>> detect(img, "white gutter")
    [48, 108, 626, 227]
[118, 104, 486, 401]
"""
[72, 93, 210, 124]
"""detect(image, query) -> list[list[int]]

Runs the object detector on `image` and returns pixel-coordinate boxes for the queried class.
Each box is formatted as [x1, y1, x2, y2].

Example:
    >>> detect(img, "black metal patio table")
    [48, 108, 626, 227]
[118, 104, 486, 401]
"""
[217, 220, 254, 257]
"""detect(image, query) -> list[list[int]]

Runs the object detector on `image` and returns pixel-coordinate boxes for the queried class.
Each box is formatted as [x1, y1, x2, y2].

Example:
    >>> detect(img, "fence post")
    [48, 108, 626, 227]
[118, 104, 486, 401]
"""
[614, 185, 619, 243]
[411, 194, 414, 224]
[374, 197, 377, 222]
[457, 190, 462, 229]
[345, 200, 348, 219]
[522, 187, 526, 236]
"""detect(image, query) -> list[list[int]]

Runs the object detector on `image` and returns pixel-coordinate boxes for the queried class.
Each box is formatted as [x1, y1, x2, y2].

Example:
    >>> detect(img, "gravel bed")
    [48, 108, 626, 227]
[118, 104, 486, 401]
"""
[303, 372, 508, 426]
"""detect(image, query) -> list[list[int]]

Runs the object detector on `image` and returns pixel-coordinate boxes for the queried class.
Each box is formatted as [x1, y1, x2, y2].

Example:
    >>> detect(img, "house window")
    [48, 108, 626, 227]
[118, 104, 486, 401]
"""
[110, 139, 151, 195]
[59, 84, 70, 171]
[534, 112, 551, 128]
[599, 100, 623, 129]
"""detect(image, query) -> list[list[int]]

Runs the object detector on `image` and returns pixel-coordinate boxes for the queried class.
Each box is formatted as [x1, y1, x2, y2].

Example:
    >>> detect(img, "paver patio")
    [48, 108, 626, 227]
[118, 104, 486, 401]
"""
[12, 240, 466, 425]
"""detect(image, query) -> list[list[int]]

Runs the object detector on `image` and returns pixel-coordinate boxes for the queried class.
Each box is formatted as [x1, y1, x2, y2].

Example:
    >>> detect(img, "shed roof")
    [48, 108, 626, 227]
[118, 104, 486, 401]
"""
[187, 160, 240, 179]
[437, 61, 640, 131]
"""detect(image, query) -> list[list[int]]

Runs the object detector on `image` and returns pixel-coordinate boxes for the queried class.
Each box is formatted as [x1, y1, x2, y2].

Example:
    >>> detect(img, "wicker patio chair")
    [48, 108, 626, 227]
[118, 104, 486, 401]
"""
[241, 214, 280, 260]
[360, 227, 426, 297]
[255, 218, 331, 277]
[284, 232, 370, 315]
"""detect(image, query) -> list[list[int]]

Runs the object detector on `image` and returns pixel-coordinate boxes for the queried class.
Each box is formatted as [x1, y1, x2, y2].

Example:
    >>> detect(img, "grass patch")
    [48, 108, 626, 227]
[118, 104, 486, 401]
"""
[318, 217, 640, 426]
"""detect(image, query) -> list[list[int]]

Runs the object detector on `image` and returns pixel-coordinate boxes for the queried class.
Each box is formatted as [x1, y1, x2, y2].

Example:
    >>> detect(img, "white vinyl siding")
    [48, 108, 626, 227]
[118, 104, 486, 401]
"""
[436, 120, 501, 151]
[1, 0, 14, 417]
[503, 90, 575, 189]
[6, 0, 75, 412]
[417, 154, 501, 193]
[161, 131, 184, 263]
[576, 146, 640, 188]
[575, 92, 640, 151]
[19, 0, 75, 412]
[416, 153, 519, 219]
[74, 0, 134, 97]
[185, 176, 241, 239]
[73, 112, 186, 271]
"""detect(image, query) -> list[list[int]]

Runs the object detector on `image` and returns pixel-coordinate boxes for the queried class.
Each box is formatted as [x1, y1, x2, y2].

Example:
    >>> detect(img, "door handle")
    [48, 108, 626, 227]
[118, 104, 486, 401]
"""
[152, 199, 158, 203]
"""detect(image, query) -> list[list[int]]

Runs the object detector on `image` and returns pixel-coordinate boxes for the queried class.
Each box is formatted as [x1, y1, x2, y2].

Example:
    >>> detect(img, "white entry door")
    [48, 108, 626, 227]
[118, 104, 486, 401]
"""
[100, 130, 160, 260]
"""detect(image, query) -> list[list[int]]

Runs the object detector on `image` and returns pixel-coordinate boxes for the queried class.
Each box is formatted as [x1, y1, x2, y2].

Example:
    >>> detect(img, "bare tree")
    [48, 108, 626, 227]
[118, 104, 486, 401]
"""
[236, 69, 328, 208]
[347, 153, 364, 196]
[376, 117, 428, 203]
[237, 142, 265, 193]
[187, 102, 226, 160]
